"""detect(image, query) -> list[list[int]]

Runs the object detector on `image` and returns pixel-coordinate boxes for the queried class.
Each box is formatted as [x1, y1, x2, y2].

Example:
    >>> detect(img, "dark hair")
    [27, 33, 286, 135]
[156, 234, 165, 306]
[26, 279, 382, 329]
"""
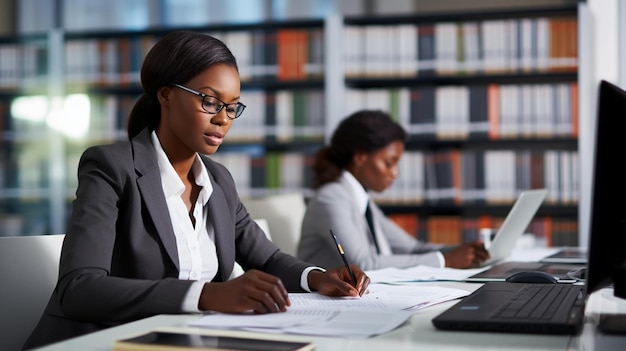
[127, 31, 239, 139]
[312, 110, 408, 188]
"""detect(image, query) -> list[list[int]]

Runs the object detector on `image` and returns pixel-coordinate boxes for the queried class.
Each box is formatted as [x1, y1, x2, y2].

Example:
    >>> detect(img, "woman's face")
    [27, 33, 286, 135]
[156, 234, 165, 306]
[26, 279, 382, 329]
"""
[158, 63, 241, 157]
[352, 140, 405, 193]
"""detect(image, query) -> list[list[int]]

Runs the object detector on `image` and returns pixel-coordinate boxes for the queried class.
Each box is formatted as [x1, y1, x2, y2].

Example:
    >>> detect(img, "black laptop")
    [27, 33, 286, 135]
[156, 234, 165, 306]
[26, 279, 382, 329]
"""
[431, 281, 585, 334]
[539, 248, 587, 264]
[464, 261, 583, 283]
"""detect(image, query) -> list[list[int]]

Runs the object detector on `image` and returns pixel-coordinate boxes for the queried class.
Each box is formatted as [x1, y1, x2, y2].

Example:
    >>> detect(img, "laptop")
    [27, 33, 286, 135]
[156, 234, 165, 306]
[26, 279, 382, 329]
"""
[540, 248, 587, 264]
[479, 188, 548, 267]
[464, 261, 583, 283]
[431, 281, 585, 334]
[431, 188, 585, 335]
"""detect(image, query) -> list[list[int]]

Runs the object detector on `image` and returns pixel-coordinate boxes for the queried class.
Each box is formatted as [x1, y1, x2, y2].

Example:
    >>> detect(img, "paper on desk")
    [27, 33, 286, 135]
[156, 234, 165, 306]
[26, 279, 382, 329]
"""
[188, 284, 467, 337]
[288, 284, 468, 311]
[365, 264, 487, 284]
[366, 284, 469, 311]
[189, 308, 410, 338]
[274, 308, 413, 337]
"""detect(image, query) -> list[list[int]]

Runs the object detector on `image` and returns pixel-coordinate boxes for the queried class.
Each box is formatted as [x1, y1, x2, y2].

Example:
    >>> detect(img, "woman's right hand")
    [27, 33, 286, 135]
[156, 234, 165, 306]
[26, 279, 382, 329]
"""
[198, 269, 290, 314]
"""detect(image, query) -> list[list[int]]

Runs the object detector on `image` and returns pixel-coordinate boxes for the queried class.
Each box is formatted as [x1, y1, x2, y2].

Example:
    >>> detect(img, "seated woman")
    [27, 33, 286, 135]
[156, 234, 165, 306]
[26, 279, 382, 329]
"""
[24, 31, 369, 350]
[297, 110, 490, 271]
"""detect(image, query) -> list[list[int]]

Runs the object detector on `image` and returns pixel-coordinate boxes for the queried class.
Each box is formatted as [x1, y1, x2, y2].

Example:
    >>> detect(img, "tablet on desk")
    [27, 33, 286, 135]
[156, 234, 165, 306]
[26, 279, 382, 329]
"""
[114, 330, 314, 351]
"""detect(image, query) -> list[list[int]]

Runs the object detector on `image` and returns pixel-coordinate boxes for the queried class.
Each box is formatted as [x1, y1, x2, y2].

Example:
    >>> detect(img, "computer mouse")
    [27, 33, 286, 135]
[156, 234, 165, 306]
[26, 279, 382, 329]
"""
[505, 271, 558, 284]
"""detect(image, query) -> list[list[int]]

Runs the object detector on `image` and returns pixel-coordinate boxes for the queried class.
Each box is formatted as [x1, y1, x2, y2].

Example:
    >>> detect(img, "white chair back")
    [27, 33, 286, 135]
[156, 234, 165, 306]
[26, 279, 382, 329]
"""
[0, 234, 65, 351]
[229, 219, 272, 280]
[241, 193, 306, 256]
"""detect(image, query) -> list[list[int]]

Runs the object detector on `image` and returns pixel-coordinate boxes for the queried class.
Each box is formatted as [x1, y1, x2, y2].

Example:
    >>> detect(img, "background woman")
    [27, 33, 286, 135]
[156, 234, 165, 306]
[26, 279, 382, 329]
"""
[298, 110, 489, 271]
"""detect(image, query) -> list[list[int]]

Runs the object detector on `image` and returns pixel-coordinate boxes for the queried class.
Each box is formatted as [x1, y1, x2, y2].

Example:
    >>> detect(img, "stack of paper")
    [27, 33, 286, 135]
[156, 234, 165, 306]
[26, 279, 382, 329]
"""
[187, 284, 469, 338]
[365, 264, 487, 284]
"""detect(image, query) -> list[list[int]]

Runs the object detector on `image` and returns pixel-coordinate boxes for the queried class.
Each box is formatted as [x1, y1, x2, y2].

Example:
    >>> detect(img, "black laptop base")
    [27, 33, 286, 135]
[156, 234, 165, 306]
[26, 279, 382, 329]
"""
[432, 282, 585, 335]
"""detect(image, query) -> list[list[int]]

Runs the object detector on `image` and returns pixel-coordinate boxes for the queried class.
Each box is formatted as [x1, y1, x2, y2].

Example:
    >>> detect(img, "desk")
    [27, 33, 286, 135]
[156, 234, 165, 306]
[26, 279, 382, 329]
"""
[33, 282, 587, 351]
[569, 287, 626, 350]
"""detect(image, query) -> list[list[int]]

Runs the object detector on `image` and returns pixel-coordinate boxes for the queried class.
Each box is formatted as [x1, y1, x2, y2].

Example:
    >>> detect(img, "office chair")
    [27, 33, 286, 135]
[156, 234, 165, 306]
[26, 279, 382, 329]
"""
[0, 234, 65, 351]
[229, 218, 272, 279]
[241, 192, 306, 257]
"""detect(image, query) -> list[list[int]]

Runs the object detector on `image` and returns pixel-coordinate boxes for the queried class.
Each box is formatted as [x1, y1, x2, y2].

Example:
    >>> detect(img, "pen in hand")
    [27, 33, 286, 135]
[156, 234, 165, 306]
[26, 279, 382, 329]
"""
[329, 229, 358, 285]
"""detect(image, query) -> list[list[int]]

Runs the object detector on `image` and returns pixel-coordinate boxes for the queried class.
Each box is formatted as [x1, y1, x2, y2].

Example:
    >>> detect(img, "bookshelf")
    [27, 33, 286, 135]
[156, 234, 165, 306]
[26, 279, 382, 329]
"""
[333, 5, 580, 247]
[0, 33, 51, 236]
[0, 20, 329, 235]
[65, 21, 328, 201]
[0, 4, 582, 243]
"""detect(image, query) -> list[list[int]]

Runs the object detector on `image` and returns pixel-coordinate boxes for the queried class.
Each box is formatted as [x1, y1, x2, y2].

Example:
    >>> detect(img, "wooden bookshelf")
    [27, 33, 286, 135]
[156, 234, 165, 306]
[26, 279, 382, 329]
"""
[0, 5, 582, 241]
[339, 5, 580, 246]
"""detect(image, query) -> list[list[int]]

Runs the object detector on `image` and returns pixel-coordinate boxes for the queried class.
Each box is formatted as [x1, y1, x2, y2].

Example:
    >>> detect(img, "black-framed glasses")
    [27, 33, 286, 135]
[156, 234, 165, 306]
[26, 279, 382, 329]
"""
[172, 84, 246, 119]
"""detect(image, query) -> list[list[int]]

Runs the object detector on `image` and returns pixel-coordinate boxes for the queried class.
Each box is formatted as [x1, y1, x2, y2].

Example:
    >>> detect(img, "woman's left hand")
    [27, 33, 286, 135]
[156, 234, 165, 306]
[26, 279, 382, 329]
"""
[307, 265, 370, 297]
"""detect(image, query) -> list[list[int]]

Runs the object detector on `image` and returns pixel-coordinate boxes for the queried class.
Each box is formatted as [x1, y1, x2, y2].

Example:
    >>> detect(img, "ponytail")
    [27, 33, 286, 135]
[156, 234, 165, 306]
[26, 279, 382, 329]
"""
[312, 146, 343, 188]
[127, 94, 160, 139]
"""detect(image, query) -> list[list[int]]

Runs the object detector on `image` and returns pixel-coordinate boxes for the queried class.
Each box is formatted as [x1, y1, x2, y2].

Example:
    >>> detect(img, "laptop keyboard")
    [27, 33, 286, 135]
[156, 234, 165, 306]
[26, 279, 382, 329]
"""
[493, 284, 571, 320]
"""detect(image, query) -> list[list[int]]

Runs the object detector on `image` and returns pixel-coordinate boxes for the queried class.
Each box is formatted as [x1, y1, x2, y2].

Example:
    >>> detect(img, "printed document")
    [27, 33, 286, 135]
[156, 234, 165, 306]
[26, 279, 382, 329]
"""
[188, 283, 468, 337]
[365, 265, 487, 284]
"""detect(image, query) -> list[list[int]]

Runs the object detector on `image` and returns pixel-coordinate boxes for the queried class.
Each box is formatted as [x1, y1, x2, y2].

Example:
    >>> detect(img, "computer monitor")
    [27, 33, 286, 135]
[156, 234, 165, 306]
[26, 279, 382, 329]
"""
[585, 80, 626, 333]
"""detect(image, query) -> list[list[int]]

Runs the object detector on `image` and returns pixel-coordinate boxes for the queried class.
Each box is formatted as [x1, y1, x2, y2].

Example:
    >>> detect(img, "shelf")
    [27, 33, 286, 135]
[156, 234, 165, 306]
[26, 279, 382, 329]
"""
[344, 5, 578, 25]
[405, 137, 577, 151]
[346, 72, 577, 89]
[338, 4, 580, 245]
[63, 19, 326, 40]
[380, 203, 577, 217]
[80, 79, 326, 96]
[0, 4, 582, 238]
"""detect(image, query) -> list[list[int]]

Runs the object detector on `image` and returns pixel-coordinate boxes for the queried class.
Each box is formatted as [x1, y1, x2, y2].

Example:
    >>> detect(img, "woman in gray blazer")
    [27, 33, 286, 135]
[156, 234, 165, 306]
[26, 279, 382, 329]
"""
[298, 110, 490, 271]
[24, 31, 368, 350]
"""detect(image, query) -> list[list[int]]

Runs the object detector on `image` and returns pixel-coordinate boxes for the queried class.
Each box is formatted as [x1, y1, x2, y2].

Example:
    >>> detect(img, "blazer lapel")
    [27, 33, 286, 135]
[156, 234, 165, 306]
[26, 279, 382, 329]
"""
[132, 129, 180, 271]
[338, 176, 369, 233]
[203, 160, 236, 282]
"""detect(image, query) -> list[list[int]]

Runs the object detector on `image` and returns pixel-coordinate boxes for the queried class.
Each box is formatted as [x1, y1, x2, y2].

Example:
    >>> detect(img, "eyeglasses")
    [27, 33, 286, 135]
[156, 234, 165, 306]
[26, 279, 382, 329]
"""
[172, 84, 246, 119]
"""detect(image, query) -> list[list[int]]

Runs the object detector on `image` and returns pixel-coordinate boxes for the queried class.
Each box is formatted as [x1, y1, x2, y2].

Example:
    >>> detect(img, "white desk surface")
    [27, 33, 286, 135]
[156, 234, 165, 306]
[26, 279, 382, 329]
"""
[568, 287, 626, 351]
[33, 281, 599, 351]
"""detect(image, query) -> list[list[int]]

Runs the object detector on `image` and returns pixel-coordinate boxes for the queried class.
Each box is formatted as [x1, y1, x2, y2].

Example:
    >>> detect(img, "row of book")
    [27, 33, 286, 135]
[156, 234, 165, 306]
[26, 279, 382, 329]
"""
[4, 145, 579, 208]
[0, 42, 48, 88]
[155, 147, 580, 205]
[344, 16, 577, 77]
[209, 152, 315, 199]
[388, 213, 579, 247]
[1, 90, 325, 143]
[63, 27, 324, 86]
[0, 13, 577, 88]
[75, 90, 326, 143]
[0, 136, 49, 192]
[8, 81, 574, 143]
[346, 82, 578, 140]
[378, 149, 579, 206]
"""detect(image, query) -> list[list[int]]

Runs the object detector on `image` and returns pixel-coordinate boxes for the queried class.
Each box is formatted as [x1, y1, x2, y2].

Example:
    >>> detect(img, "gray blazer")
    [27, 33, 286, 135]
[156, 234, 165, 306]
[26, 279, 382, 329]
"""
[298, 176, 445, 271]
[24, 128, 310, 349]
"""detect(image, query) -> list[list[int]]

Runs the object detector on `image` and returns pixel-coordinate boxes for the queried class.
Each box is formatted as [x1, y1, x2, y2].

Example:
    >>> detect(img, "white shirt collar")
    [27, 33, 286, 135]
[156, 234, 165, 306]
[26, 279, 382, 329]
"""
[341, 170, 369, 215]
[150, 131, 212, 205]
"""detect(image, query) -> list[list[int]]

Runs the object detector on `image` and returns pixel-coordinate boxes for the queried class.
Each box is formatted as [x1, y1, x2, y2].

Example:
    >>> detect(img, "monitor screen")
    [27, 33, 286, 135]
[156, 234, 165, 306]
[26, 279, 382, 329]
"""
[586, 80, 626, 298]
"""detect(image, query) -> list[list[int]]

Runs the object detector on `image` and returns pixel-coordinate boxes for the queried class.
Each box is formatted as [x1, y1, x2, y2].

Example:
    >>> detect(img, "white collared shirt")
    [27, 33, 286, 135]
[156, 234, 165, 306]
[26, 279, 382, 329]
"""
[151, 132, 319, 312]
[152, 132, 218, 311]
